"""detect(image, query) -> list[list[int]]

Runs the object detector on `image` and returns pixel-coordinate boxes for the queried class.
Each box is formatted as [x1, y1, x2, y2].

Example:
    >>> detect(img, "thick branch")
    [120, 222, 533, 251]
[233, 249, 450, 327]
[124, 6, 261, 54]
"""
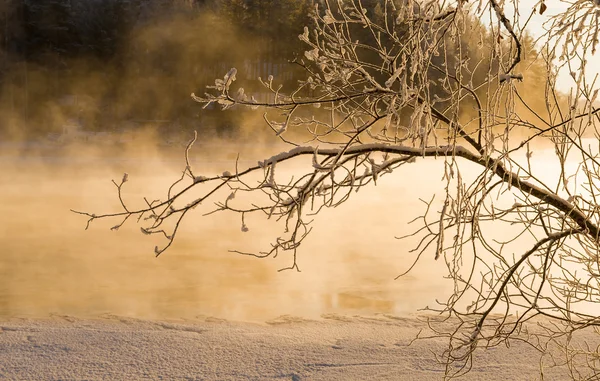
[258, 144, 600, 240]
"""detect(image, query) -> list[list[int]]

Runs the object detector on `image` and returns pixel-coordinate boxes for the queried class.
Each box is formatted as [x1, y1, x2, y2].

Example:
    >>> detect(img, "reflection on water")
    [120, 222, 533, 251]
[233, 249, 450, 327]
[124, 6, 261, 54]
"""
[0, 141, 450, 322]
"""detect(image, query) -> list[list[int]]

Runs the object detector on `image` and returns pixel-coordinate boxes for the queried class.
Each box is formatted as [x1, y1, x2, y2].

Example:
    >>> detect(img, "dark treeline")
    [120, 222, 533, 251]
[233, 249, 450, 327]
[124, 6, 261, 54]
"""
[0, 0, 547, 140]
[0, 0, 316, 139]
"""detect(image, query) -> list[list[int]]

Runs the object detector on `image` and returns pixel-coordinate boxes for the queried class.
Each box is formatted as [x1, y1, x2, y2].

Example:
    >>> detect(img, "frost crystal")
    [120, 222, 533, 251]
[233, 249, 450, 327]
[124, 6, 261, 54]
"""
[236, 87, 246, 101]
[305, 48, 319, 61]
[224, 68, 237, 89]
[299, 26, 310, 43]
[275, 123, 287, 136]
[323, 9, 336, 24]
[267, 161, 277, 185]
[385, 68, 404, 88]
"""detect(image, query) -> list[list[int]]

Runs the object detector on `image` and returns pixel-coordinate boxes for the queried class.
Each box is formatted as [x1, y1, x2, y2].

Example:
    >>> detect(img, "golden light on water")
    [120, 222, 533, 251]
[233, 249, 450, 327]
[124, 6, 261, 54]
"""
[0, 139, 452, 322]
[4, 133, 597, 322]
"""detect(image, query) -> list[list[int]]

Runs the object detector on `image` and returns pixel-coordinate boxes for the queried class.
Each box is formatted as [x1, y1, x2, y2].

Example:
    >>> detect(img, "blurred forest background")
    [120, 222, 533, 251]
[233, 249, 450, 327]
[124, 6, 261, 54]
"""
[0, 0, 548, 142]
[0, 0, 315, 140]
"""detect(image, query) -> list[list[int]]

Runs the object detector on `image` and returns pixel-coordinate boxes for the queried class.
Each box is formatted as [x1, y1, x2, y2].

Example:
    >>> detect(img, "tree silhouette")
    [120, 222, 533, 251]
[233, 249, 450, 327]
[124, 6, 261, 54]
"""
[77, 0, 600, 378]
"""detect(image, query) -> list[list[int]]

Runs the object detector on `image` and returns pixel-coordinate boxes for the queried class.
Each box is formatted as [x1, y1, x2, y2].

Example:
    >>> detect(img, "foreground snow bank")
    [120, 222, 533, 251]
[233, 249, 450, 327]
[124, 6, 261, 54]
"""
[0, 314, 565, 380]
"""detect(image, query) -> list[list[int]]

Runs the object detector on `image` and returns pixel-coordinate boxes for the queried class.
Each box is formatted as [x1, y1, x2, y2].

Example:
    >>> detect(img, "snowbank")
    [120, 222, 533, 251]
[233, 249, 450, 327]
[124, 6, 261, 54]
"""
[0, 314, 565, 380]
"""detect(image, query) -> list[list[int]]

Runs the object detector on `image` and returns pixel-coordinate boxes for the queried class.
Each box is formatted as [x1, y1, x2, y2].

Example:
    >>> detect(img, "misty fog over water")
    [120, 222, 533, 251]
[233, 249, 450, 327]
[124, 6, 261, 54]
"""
[0, 138, 453, 322]
[2, 120, 593, 322]
[0, 0, 585, 323]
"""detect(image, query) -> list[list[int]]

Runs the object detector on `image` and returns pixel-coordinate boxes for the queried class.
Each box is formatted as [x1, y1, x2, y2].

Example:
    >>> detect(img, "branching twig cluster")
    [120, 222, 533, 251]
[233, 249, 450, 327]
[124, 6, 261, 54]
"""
[76, 0, 600, 379]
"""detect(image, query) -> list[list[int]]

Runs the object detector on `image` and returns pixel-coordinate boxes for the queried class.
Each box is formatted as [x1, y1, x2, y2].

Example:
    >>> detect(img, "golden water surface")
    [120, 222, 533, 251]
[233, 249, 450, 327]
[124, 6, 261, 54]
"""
[0, 140, 452, 322]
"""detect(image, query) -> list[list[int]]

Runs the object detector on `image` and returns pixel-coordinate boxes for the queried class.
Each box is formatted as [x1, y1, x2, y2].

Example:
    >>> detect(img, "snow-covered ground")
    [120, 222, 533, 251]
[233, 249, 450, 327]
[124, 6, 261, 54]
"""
[0, 314, 566, 380]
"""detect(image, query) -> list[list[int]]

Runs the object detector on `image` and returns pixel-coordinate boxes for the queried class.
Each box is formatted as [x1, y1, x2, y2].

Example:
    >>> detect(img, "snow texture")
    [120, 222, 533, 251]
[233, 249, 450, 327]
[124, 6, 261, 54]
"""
[0, 315, 568, 380]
